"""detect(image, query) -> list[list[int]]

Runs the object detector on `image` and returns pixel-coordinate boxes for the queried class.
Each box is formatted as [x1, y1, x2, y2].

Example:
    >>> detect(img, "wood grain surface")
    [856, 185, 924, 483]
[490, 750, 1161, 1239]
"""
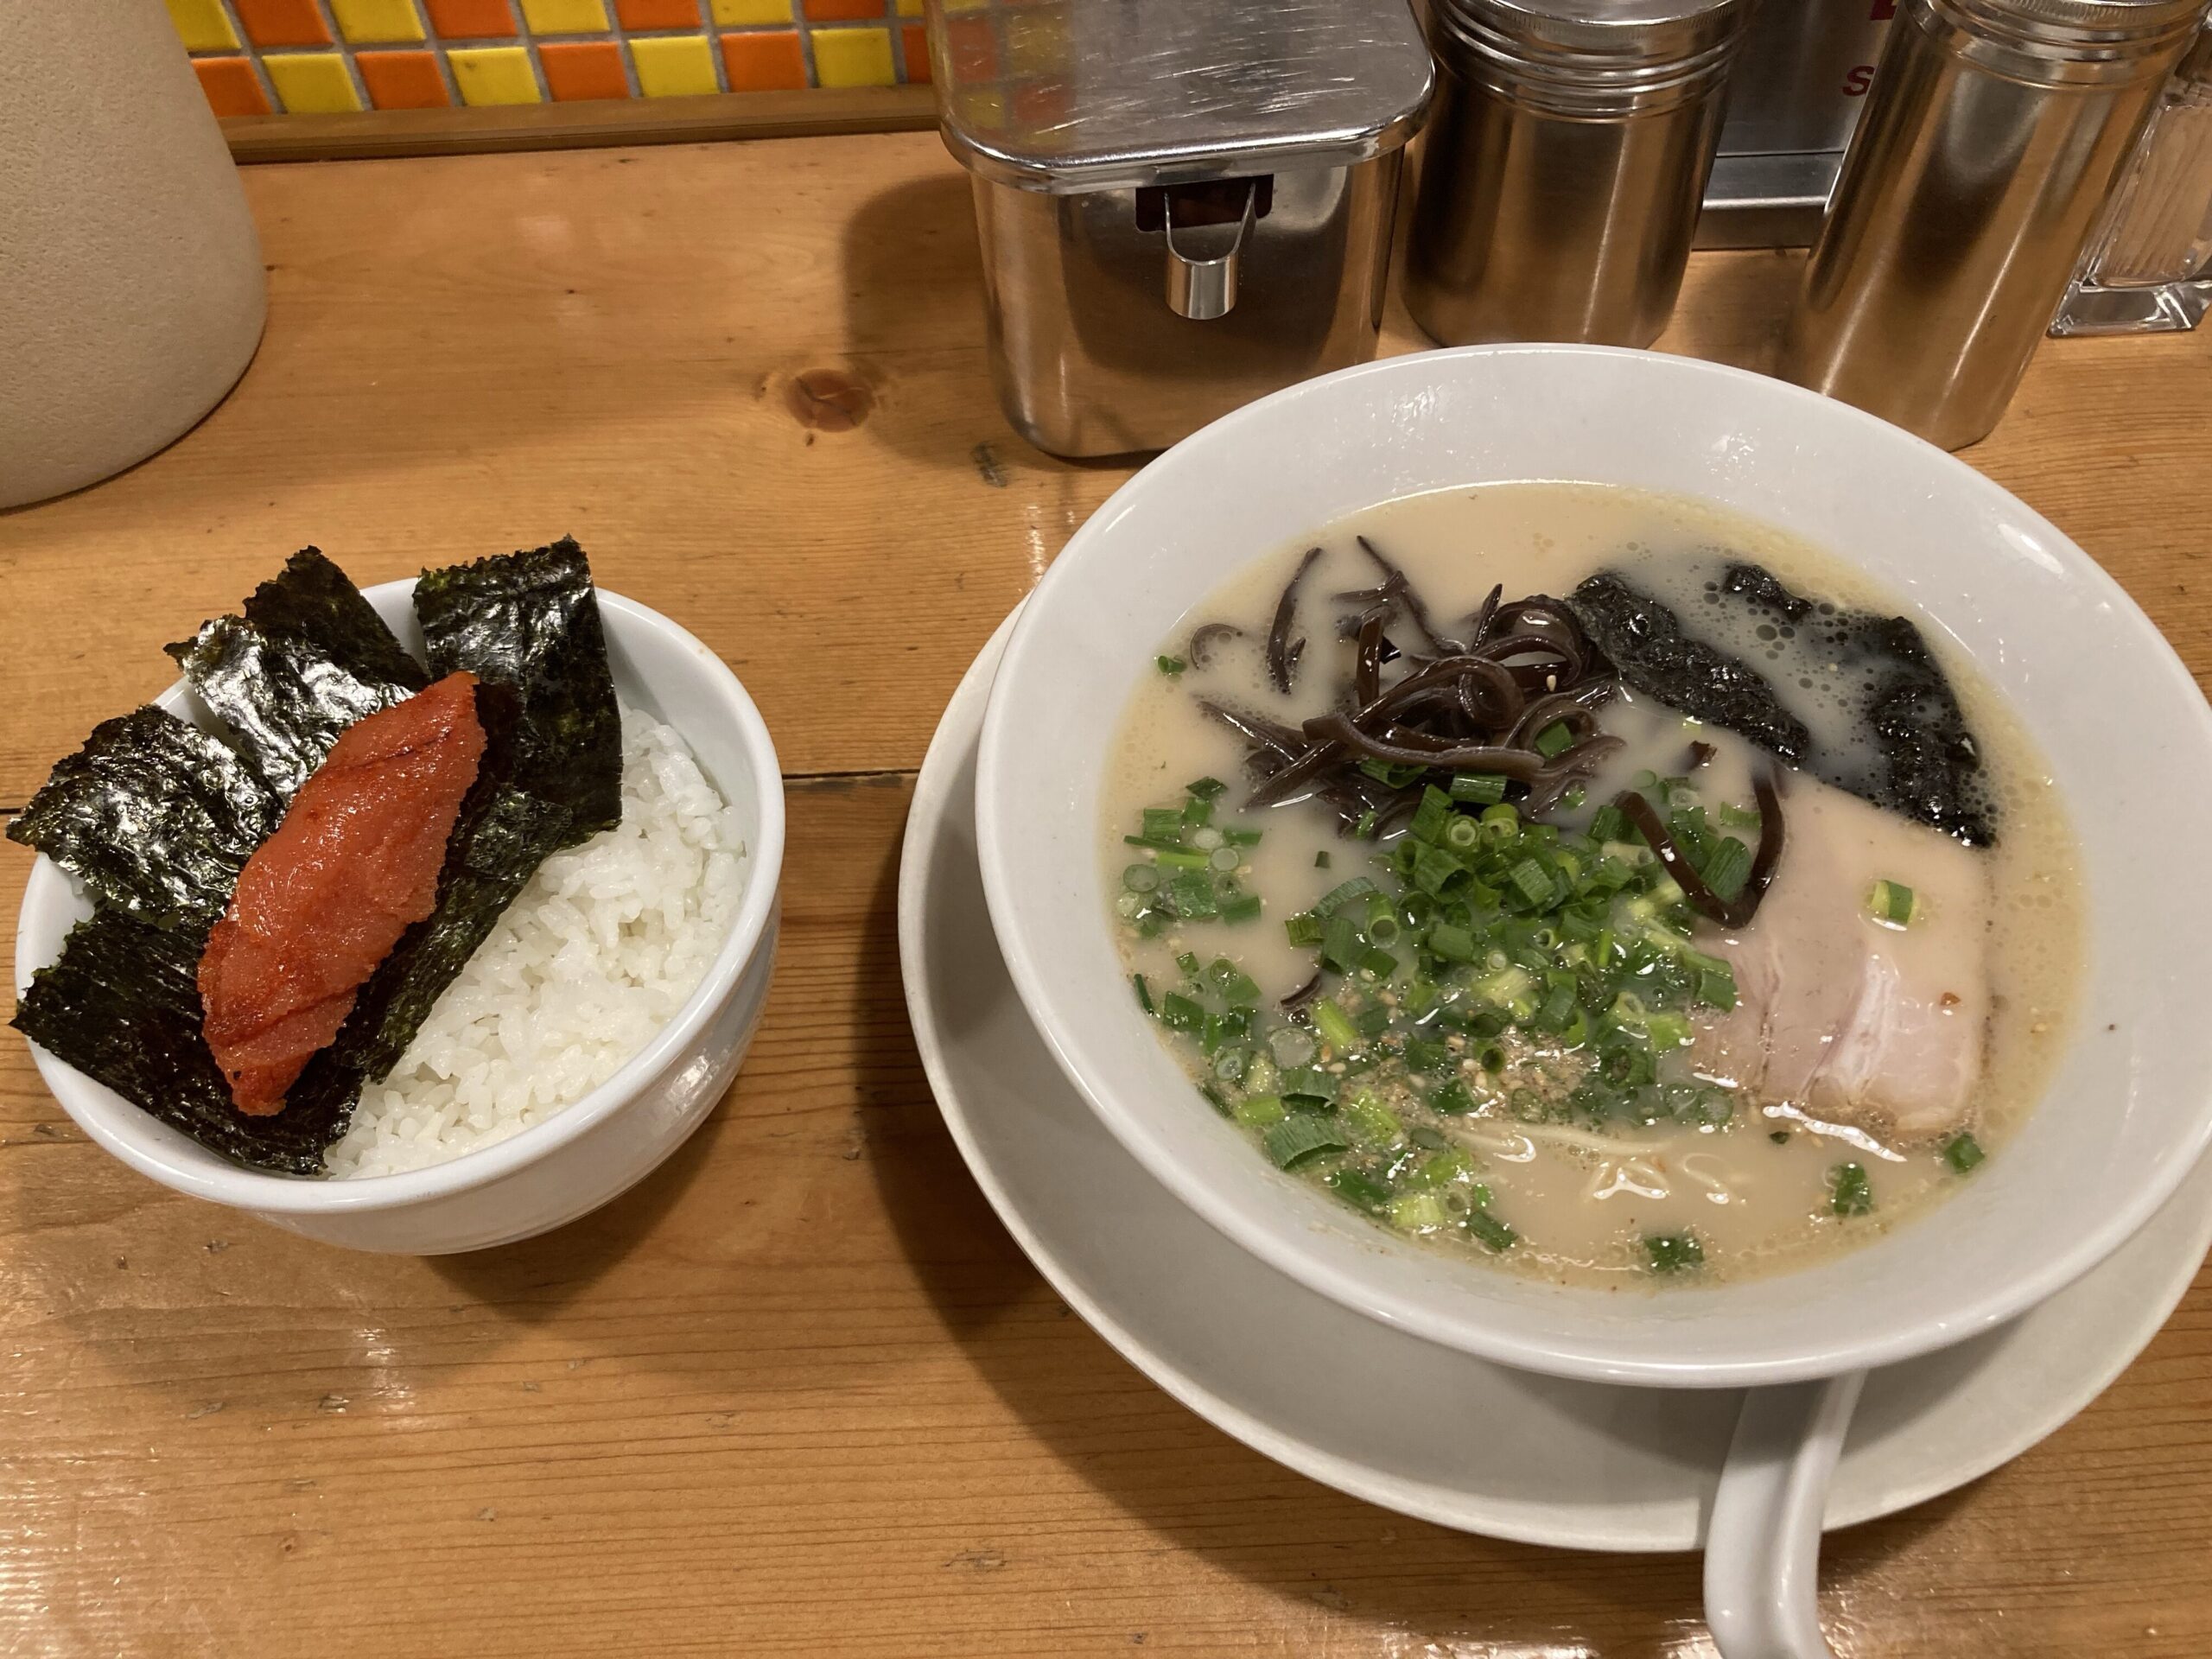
[0, 132, 2207, 1657]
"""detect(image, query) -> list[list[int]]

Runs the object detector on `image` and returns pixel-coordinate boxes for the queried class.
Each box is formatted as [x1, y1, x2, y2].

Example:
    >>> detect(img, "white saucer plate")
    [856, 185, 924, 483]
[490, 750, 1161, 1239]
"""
[898, 613, 2212, 1553]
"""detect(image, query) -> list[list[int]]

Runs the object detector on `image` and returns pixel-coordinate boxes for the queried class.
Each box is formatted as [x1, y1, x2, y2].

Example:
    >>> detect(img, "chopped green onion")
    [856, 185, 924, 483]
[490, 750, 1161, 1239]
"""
[1141, 807, 1185, 842]
[1341, 1090, 1402, 1147]
[1943, 1132, 1985, 1174]
[1427, 922, 1478, 963]
[1428, 1079, 1477, 1116]
[1114, 891, 1144, 920]
[1209, 845, 1243, 873]
[1388, 1192, 1450, 1231]
[1718, 802, 1762, 830]
[1285, 912, 1324, 948]
[1211, 1046, 1250, 1084]
[1533, 722, 1573, 759]
[1159, 992, 1205, 1033]
[1184, 799, 1217, 831]
[1409, 786, 1452, 845]
[1279, 1066, 1339, 1103]
[1700, 836, 1752, 901]
[1357, 946, 1400, 980]
[1328, 1167, 1395, 1211]
[1149, 848, 1211, 870]
[1268, 1027, 1317, 1068]
[1354, 809, 1378, 839]
[1320, 914, 1363, 974]
[1263, 1112, 1347, 1169]
[1644, 1012, 1693, 1051]
[1560, 785, 1587, 810]
[1132, 973, 1154, 1014]
[1868, 880, 1916, 926]
[1122, 863, 1160, 893]
[1317, 877, 1379, 915]
[1185, 776, 1227, 800]
[1314, 850, 1332, 870]
[1222, 827, 1263, 846]
[1829, 1162, 1874, 1217]
[1506, 858, 1554, 907]
[1221, 892, 1263, 924]
[1643, 1231, 1705, 1273]
[1694, 959, 1739, 1012]
[1467, 1211, 1517, 1252]
[1450, 772, 1508, 804]
[1156, 655, 1185, 676]
[1198, 1083, 1230, 1115]
[1210, 960, 1261, 1006]
[1313, 1000, 1362, 1053]
[1366, 914, 1402, 948]
[1166, 871, 1219, 918]
[1233, 1094, 1287, 1128]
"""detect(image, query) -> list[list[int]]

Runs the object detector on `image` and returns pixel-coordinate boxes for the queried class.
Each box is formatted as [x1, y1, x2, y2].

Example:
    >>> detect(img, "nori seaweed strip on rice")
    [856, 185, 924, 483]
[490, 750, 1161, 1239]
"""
[5, 707, 281, 930]
[12, 911, 346, 1173]
[415, 537, 623, 846]
[166, 548, 426, 794]
[10, 539, 626, 1174]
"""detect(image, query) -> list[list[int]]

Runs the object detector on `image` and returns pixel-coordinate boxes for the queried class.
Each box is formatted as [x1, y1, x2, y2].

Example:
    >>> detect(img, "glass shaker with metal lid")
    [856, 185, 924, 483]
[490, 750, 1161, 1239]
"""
[925, 0, 1433, 459]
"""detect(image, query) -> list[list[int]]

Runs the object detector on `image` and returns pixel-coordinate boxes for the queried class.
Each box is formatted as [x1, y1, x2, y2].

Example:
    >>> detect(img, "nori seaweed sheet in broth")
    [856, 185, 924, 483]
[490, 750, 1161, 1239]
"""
[10, 541, 625, 1174]
[1569, 562, 1996, 844]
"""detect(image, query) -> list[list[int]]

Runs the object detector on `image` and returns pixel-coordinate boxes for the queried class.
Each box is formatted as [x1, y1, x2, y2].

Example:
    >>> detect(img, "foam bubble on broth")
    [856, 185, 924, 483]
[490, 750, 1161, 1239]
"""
[1101, 483, 2085, 1288]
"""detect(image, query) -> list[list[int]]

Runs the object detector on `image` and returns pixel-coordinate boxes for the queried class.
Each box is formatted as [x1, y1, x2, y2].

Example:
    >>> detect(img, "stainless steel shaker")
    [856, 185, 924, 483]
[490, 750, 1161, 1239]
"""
[1783, 0, 2212, 451]
[1406, 0, 1758, 348]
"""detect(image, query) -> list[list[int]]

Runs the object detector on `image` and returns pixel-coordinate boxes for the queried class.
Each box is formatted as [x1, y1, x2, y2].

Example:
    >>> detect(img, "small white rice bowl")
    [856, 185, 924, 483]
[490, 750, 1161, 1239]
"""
[325, 708, 747, 1179]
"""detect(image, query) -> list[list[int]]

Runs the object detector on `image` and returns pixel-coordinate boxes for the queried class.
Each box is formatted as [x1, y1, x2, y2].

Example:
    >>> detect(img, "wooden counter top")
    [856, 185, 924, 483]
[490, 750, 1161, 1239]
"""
[1, 132, 2207, 1658]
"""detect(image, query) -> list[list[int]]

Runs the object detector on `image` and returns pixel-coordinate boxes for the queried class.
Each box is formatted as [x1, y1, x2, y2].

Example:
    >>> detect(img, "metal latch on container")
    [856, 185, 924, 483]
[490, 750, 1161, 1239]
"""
[1161, 181, 1259, 321]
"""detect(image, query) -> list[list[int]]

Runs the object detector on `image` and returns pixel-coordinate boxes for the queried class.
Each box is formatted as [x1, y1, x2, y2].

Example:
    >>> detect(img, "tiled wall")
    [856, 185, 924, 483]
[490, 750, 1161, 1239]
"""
[167, 0, 931, 118]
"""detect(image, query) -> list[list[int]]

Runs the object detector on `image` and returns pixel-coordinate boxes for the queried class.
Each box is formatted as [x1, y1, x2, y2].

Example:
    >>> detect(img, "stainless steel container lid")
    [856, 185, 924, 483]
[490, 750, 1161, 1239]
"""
[926, 0, 1433, 194]
[1428, 0, 1755, 111]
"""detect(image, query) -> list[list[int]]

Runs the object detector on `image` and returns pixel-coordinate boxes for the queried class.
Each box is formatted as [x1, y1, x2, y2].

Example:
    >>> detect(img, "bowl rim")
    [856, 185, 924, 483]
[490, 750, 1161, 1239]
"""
[975, 340, 2212, 1386]
[13, 582, 785, 1213]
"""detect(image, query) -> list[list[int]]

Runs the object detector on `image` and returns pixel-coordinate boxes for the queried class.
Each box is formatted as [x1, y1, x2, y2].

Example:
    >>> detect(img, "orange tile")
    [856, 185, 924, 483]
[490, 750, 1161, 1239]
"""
[423, 0, 517, 35]
[720, 29, 806, 90]
[943, 12, 991, 81]
[613, 0, 699, 24]
[540, 40, 629, 99]
[193, 56, 271, 117]
[232, 0, 330, 47]
[900, 22, 928, 82]
[1010, 76, 1069, 126]
[358, 48, 450, 106]
[802, 0, 882, 19]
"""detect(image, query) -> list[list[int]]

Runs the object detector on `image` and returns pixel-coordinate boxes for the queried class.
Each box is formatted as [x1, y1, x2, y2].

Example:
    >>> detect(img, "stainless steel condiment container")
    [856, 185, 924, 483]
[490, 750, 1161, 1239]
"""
[1783, 0, 2212, 451]
[925, 0, 1433, 460]
[1405, 0, 1758, 348]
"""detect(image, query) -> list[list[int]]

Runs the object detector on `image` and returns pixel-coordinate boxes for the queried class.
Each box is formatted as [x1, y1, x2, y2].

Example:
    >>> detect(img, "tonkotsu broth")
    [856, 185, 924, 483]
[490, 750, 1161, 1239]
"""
[1102, 484, 2083, 1287]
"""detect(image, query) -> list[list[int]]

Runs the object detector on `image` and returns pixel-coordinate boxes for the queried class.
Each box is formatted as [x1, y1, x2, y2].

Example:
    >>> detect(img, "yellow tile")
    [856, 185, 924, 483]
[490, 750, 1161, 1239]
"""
[939, 0, 987, 10]
[956, 86, 1002, 129]
[811, 25, 893, 87]
[1003, 9, 1066, 74]
[894, 0, 921, 13]
[448, 45, 542, 104]
[330, 0, 426, 43]
[710, 0, 791, 23]
[264, 53, 363, 112]
[165, 0, 238, 52]
[631, 34, 719, 96]
[519, 0, 608, 30]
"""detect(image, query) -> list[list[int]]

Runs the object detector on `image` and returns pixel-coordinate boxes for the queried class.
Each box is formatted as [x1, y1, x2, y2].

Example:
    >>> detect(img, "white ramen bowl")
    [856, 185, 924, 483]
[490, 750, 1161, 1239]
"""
[976, 344, 2212, 1388]
[14, 582, 785, 1255]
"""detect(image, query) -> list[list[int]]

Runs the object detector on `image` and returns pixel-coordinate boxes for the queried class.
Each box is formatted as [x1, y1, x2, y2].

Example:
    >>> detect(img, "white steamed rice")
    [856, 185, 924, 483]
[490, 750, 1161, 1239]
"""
[322, 707, 747, 1179]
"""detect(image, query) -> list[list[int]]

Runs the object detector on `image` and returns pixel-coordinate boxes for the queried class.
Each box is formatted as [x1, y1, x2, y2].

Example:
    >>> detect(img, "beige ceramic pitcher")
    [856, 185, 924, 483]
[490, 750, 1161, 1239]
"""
[0, 1, 266, 509]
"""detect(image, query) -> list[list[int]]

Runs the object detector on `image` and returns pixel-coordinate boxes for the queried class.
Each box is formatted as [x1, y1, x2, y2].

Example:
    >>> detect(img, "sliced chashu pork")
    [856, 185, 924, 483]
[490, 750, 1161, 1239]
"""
[1693, 778, 1991, 1141]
